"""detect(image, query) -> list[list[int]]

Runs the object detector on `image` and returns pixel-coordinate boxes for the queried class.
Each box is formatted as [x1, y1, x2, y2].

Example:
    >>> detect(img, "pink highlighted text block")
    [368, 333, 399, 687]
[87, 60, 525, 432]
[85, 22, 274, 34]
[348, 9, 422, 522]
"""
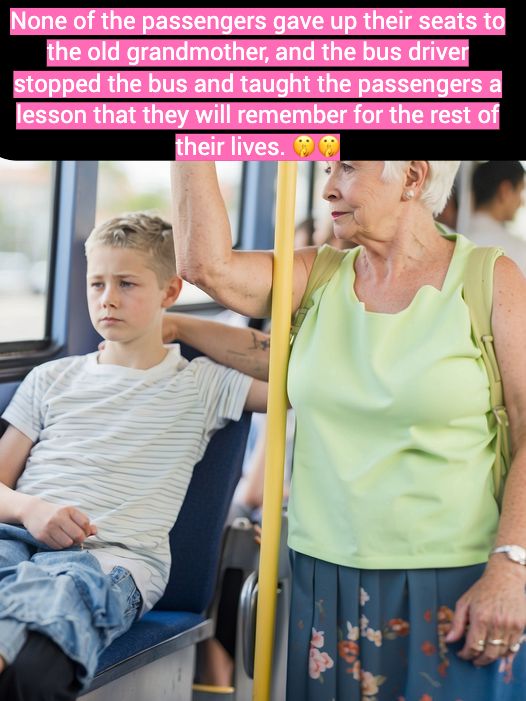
[15, 101, 500, 130]
[46, 39, 470, 68]
[175, 133, 341, 161]
[10, 8, 506, 36]
[13, 70, 502, 99]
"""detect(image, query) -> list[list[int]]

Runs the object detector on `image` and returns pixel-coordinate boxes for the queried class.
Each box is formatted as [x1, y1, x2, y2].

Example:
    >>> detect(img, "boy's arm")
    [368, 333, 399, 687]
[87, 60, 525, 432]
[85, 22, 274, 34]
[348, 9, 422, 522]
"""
[163, 315, 270, 411]
[244, 379, 268, 413]
[0, 424, 97, 548]
[163, 312, 270, 381]
[0, 425, 34, 519]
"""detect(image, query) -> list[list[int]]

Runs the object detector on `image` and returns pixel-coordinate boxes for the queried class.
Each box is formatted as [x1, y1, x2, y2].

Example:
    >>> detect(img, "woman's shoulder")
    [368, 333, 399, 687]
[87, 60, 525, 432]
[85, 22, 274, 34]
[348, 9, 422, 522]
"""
[491, 255, 526, 356]
[291, 246, 321, 314]
[292, 245, 356, 309]
[293, 245, 319, 274]
[493, 255, 526, 302]
[294, 244, 355, 277]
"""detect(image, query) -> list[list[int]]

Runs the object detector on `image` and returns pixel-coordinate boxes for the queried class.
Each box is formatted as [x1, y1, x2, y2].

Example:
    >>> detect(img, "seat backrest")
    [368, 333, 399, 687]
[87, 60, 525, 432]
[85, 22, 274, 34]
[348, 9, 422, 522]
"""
[154, 343, 252, 613]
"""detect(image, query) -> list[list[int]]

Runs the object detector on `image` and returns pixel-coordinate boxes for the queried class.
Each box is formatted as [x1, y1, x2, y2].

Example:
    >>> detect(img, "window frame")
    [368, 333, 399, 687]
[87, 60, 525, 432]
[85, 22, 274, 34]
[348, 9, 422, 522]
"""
[0, 161, 99, 382]
[0, 161, 59, 374]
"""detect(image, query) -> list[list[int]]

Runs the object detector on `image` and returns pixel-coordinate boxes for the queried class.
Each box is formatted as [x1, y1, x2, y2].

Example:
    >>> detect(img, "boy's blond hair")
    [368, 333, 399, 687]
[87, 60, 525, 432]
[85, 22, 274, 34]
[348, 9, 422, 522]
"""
[85, 213, 176, 286]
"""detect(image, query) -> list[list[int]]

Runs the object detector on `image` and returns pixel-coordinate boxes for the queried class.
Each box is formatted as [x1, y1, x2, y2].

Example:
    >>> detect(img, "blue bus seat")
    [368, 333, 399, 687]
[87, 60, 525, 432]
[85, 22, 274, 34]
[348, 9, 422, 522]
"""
[81, 344, 252, 697]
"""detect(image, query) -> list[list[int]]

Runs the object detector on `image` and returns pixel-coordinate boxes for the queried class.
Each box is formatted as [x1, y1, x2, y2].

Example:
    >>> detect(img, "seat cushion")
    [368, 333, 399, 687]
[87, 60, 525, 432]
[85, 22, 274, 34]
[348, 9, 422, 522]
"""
[96, 610, 205, 673]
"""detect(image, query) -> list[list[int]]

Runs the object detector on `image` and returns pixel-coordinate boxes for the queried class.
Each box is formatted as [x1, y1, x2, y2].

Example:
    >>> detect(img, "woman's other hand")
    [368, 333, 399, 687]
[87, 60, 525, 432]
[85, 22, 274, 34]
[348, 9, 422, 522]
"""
[445, 560, 526, 665]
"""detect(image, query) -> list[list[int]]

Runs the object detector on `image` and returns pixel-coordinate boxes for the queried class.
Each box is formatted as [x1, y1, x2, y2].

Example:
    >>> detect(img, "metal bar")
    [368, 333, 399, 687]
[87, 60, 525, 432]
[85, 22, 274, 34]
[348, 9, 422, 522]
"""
[252, 162, 297, 701]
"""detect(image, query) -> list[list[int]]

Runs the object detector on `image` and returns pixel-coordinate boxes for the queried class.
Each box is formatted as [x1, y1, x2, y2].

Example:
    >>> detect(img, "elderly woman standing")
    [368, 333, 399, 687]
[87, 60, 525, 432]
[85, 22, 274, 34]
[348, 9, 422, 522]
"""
[171, 161, 526, 700]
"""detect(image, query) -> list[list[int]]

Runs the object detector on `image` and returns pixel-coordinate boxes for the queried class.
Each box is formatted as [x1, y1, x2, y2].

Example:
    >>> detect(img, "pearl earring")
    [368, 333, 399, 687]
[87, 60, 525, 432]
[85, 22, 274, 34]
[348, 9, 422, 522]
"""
[403, 190, 415, 200]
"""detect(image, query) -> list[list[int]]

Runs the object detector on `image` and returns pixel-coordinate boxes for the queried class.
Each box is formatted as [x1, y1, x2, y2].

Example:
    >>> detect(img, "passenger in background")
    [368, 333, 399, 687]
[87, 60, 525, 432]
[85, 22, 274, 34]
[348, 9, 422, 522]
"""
[293, 217, 315, 248]
[0, 214, 266, 700]
[435, 189, 459, 233]
[172, 160, 526, 701]
[466, 160, 526, 274]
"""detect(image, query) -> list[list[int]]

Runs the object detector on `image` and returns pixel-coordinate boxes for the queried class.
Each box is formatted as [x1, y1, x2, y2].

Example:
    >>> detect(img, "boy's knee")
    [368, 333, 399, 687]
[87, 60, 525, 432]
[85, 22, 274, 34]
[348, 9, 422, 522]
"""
[1, 632, 80, 701]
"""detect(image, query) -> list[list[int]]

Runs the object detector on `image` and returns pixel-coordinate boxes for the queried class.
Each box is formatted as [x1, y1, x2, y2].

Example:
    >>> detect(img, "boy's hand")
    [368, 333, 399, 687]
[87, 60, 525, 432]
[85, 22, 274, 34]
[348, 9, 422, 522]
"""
[100, 315, 178, 347]
[162, 312, 179, 343]
[22, 497, 97, 549]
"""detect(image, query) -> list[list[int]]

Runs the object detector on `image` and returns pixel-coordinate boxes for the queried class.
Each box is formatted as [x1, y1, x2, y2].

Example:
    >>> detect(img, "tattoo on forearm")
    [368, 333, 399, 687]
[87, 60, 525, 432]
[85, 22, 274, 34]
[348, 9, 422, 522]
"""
[227, 350, 247, 358]
[249, 332, 270, 352]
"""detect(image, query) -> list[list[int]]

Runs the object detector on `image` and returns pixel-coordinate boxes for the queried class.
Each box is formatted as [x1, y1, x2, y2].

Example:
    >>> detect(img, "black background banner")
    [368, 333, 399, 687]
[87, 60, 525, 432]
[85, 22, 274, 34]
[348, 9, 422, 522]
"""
[1, 0, 523, 160]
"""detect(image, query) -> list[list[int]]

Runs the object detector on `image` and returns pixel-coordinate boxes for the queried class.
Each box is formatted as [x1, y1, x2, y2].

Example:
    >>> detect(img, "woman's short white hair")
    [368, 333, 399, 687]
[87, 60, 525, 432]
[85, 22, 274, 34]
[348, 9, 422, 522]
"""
[381, 161, 460, 216]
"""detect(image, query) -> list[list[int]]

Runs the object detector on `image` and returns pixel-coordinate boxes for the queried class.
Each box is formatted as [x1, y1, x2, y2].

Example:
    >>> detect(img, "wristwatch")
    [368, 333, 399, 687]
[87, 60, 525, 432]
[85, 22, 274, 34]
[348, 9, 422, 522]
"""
[491, 544, 526, 565]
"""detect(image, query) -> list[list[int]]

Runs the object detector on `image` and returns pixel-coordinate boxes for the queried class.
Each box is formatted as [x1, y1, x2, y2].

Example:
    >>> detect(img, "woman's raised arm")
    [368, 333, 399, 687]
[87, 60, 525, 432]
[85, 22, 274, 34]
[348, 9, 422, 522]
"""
[171, 162, 317, 318]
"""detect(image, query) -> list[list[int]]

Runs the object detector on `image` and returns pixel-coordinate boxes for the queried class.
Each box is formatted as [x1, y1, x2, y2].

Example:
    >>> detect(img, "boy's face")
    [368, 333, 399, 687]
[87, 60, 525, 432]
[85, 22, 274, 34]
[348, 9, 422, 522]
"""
[86, 245, 180, 343]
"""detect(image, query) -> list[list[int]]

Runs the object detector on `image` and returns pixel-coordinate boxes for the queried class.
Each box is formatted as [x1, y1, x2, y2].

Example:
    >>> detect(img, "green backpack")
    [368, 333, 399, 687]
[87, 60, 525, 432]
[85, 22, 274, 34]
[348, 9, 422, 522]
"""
[290, 244, 511, 505]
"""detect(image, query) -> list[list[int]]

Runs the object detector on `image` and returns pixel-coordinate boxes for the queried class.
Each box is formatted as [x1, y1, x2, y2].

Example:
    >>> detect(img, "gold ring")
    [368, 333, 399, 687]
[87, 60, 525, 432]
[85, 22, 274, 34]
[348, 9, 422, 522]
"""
[509, 643, 521, 653]
[472, 640, 485, 652]
[487, 639, 506, 646]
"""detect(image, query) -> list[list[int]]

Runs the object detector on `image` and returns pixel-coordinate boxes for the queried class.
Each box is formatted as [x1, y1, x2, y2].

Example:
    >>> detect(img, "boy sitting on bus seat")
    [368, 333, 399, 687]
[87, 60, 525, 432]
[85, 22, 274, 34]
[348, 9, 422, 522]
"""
[0, 213, 267, 701]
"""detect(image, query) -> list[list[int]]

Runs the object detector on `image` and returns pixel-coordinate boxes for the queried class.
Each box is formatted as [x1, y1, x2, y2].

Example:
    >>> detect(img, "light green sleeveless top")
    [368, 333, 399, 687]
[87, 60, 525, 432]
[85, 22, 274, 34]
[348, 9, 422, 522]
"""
[287, 234, 499, 569]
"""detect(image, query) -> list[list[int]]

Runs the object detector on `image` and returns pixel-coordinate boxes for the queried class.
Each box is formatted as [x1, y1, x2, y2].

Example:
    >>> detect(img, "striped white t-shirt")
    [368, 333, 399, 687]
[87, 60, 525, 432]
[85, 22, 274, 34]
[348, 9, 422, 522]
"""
[2, 347, 252, 612]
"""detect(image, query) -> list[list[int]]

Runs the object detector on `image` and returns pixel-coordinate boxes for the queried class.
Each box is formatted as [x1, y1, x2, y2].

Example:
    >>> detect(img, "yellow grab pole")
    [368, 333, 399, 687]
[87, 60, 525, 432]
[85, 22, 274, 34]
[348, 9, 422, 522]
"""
[253, 162, 297, 701]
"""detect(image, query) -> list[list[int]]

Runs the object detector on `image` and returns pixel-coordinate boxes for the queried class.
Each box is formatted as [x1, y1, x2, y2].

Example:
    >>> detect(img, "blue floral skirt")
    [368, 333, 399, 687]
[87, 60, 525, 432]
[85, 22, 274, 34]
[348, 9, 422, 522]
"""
[286, 552, 526, 701]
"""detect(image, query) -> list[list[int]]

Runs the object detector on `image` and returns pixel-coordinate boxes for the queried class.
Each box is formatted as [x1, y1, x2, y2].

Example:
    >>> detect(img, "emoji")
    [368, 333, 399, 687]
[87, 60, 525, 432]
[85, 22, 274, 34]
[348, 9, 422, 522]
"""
[318, 135, 340, 158]
[293, 135, 315, 158]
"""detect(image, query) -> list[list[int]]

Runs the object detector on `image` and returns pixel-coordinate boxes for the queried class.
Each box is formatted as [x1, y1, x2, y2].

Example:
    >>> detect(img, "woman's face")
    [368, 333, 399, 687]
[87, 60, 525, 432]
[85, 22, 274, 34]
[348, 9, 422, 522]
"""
[322, 161, 403, 242]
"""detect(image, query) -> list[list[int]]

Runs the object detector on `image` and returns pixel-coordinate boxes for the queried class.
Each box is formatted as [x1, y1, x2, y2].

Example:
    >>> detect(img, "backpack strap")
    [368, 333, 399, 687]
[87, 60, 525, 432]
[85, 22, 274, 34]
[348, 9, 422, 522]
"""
[290, 245, 347, 347]
[463, 246, 510, 504]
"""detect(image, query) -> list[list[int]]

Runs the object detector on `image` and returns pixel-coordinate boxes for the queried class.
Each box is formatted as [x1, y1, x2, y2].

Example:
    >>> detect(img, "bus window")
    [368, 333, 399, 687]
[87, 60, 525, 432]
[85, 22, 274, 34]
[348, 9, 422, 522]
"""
[95, 161, 244, 308]
[0, 160, 54, 344]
